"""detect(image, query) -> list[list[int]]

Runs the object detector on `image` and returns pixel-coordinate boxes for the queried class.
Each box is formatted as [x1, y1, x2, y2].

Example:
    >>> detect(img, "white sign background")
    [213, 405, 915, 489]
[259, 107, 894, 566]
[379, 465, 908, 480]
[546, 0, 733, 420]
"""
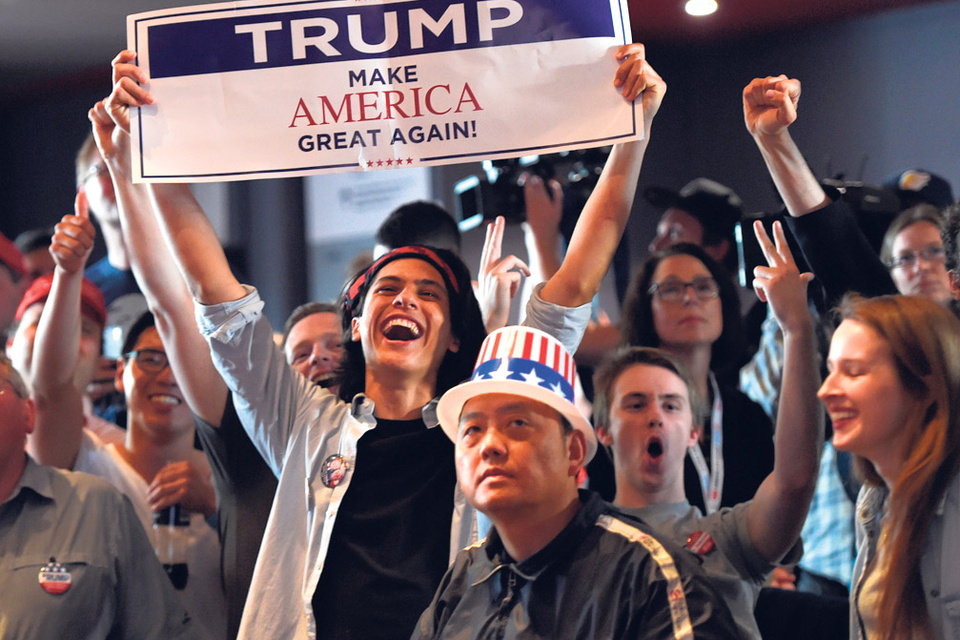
[128, 0, 638, 183]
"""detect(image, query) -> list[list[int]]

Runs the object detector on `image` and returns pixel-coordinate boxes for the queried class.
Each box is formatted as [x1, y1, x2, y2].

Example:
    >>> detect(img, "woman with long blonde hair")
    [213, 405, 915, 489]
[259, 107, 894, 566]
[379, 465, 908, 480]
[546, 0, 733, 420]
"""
[818, 294, 960, 639]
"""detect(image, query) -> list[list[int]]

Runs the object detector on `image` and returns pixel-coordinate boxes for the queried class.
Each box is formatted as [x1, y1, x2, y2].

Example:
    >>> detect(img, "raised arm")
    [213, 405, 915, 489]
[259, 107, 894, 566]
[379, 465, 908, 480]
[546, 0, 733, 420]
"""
[476, 216, 530, 332]
[745, 220, 822, 562]
[743, 75, 829, 217]
[104, 50, 326, 477]
[89, 98, 228, 427]
[744, 75, 895, 306]
[28, 194, 97, 469]
[105, 50, 246, 306]
[522, 175, 564, 283]
[539, 43, 665, 308]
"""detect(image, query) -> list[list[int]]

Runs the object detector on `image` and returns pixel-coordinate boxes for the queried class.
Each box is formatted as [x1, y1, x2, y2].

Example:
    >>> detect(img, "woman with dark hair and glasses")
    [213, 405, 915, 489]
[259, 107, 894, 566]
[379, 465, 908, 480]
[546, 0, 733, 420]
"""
[620, 243, 774, 514]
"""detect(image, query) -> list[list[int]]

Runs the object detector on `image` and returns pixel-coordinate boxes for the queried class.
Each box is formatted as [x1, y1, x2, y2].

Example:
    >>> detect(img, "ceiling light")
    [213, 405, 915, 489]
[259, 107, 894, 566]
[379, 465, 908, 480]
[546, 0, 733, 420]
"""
[685, 0, 718, 16]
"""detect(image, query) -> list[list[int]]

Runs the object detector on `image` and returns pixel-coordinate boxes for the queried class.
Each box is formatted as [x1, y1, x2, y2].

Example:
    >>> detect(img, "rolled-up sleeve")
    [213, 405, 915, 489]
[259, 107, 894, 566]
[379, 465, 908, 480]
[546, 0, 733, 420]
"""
[195, 285, 265, 346]
[195, 286, 320, 477]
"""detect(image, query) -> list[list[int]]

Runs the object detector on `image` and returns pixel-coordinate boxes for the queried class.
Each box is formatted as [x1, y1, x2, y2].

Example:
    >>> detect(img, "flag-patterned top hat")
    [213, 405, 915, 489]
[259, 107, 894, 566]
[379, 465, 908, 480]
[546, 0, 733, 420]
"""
[437, 325, 597, 463]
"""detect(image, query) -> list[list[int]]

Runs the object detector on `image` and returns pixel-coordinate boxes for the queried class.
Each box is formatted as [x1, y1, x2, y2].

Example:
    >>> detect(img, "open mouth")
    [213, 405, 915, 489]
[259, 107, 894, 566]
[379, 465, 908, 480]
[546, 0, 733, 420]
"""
[150, 393, 182, 406]
[312, 371, 339, 388]
[383, 317, 422, 341]
[646, 437, 664, 460]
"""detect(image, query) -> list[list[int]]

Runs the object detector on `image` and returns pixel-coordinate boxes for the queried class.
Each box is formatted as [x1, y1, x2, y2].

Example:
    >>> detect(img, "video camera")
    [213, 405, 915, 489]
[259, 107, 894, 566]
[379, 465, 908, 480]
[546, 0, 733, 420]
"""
[453, 147, 612, 225]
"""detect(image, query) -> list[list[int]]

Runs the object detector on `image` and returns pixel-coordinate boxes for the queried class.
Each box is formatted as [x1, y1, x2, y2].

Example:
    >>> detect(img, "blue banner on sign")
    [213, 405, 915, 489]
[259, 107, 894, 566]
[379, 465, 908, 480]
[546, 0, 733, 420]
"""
[142, 0, 616, 79]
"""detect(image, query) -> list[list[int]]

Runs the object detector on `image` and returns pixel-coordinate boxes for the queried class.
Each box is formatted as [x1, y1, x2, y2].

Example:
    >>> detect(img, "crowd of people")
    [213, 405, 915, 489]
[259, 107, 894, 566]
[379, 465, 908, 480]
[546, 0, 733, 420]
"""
[1, 39, 959, 640]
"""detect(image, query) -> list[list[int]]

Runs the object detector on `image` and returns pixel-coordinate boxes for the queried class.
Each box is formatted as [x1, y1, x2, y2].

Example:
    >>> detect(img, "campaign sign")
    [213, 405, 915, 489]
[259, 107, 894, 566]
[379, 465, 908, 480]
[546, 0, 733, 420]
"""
[128, 0, 637, 182]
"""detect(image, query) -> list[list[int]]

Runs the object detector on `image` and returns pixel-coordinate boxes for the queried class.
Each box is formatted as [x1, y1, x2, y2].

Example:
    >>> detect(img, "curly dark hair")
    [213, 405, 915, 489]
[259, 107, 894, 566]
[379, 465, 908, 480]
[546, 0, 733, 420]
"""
[620, 243, 746, 381]
[336, 246, 486, 402]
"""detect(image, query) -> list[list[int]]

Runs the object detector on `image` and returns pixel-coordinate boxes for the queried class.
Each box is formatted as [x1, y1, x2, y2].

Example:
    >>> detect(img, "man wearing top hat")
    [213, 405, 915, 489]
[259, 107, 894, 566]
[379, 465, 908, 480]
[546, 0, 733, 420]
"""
[416, 325, 743, 640]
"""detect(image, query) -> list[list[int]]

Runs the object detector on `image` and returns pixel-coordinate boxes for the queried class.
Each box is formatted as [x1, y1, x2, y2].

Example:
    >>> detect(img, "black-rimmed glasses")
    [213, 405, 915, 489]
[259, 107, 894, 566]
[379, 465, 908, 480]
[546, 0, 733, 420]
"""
[648, 277, 720, 302]
[886, 246, 945, 271]
[124, 349, 170, 373]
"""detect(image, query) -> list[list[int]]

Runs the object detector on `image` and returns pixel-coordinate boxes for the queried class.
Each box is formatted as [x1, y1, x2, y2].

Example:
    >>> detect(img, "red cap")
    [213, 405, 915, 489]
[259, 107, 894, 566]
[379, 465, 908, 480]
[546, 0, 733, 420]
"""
[0, 232, 27, 278]
[15, 274, 107, 327]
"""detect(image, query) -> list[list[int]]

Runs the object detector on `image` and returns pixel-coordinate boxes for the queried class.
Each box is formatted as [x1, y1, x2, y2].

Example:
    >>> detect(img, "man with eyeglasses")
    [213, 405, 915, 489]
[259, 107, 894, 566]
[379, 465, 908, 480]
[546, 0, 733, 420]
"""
[646, 179, 743, 273]
[11, 200, 226, 639]
[0, 354, 199, 640]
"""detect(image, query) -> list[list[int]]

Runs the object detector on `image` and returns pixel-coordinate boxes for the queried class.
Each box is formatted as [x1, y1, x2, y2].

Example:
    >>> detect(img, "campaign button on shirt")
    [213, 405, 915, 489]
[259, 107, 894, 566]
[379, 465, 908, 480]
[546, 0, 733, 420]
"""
[38, 559, 72, 595]
[685, 530, 715, 555]
[321, 454, 349, 488]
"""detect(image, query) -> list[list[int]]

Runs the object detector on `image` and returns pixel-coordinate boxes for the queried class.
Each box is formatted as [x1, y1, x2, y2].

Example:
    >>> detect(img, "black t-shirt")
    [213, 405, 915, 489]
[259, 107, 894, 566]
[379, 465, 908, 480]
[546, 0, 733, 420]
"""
[312, 416, 457, 640]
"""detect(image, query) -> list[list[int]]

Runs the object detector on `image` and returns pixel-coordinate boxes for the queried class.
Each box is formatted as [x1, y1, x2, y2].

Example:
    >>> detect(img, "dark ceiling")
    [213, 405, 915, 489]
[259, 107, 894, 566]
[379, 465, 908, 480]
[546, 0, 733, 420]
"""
[0, 0, 945, 99]
[627, 0, 940, 42]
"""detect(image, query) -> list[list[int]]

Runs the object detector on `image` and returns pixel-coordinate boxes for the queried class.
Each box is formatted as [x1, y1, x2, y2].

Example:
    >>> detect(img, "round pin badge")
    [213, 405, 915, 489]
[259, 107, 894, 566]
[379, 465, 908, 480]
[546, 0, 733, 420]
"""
[321, 454, 349, 488]
[38, 558, 72, 595]
[685, 530, 715, 555]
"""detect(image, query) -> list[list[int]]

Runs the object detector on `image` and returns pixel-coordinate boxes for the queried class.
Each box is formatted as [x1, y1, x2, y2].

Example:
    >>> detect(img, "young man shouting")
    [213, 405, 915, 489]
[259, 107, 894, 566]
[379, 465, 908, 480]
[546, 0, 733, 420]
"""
[593, 222, 822, 639]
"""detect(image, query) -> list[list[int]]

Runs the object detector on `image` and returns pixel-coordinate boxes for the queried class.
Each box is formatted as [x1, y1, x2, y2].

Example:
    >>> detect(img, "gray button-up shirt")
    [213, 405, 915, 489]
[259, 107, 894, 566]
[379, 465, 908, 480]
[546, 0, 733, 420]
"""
[0, 456, 197, 639]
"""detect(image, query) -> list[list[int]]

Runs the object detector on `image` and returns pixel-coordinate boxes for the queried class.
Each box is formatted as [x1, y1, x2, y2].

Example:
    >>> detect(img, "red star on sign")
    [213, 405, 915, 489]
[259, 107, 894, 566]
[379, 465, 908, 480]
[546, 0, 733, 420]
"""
[366, 161, 374, 168]
[386, 159, 394, 166]
[376, 159, 383, 167]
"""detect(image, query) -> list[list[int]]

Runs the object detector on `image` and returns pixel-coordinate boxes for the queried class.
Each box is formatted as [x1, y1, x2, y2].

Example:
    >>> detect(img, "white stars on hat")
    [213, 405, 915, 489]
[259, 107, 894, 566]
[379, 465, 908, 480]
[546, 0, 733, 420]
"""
[476, 358, 570, 400]
[485, 358, 514, 381]
[519, 367, 545, 387]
